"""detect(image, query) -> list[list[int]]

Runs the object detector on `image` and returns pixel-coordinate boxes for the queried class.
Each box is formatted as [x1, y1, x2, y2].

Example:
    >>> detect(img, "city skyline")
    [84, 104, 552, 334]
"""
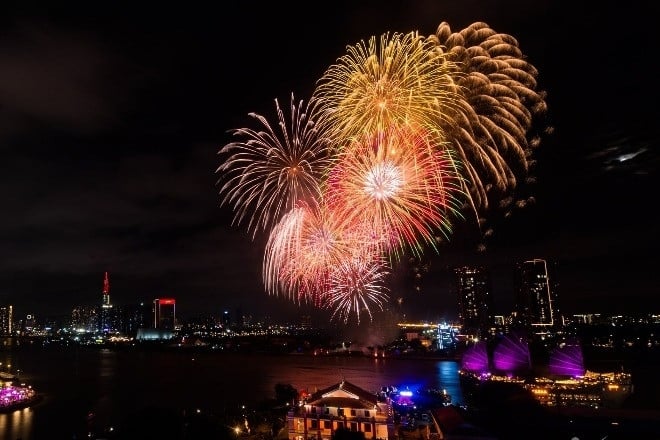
[0, 2, 657, 321]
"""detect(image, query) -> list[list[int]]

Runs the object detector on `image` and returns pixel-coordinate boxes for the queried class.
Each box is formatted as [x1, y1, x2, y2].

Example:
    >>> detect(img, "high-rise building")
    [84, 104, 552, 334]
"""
[514, 258, 558, 332]
[120, 302, 152, 336]
[153, 298, 176, 330]
[100, 272, 114, 333]
[102, 271, 110, 307]
[23, 314, 37, 334]
[71, 305, 99, 332]
[455, 266, 492, 340]
[0, 305, 12, 336]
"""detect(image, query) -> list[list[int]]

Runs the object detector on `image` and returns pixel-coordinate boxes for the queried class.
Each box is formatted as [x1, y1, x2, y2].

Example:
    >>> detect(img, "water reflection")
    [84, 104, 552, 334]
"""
[0, 407, 33, 440]
[436, 361, 463, 405]
[4, 350, 463, 438]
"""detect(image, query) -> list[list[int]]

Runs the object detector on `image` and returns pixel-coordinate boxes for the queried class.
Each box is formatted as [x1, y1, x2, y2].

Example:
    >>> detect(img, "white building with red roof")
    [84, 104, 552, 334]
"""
[287, 379, 394, 440]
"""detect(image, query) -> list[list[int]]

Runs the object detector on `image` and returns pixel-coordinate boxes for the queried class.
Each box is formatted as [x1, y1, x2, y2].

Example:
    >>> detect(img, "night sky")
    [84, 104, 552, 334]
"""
[1, 2, 657, 323]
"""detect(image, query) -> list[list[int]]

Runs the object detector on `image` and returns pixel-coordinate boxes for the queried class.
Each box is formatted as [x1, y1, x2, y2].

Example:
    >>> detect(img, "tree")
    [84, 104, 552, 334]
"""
[274, 383, 298, 404]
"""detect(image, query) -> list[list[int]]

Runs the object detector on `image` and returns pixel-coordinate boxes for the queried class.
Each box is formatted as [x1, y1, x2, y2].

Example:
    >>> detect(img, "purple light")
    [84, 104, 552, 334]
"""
[492, 334, 530, 373]
[0, 385, 34, 408]
[399, 390, 413, 397]
[549, 341, 585, 377]
[461, 341, 489, 373]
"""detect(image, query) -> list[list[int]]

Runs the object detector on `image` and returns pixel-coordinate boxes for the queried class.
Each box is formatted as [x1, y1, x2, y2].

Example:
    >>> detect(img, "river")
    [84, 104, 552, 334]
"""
[2, 345, 659, 440]
[0, 347, 464, 439]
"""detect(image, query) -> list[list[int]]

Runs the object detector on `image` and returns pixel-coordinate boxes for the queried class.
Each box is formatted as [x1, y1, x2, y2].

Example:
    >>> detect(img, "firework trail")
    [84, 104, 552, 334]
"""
[216, 93, 330, 238]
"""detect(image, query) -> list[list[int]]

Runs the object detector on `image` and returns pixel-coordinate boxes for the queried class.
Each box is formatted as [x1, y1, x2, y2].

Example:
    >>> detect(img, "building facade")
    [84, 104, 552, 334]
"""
[454, 266, 492, 340]
[100, 271, 114, 333]
[514, 259, 558, 332]
[0, 305, 12, 336]
[153, 298, 176, 330]
[287, 380, 392, 440]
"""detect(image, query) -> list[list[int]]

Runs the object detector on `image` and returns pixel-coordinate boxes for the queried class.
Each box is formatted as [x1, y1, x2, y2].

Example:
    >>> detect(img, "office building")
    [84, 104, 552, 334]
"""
[71, 305, 99, 332]
[100, 271, 114, 333]
[153, 298, 176, 331]
[0, 305, 12, 336]
[454, 266, 492, 340]
[514, 258, 558, 332]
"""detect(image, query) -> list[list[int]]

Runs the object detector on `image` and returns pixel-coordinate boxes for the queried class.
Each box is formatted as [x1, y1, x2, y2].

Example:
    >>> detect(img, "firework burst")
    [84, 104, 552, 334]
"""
[325, 124, 466, 260]
[217, 93, 330, 238]
[430, 21, 549, 218]
[313, 31, 461, 151]
[217, 21, 549, 324]
[263, 201, 358, 304]
[326, 255, 390, 325]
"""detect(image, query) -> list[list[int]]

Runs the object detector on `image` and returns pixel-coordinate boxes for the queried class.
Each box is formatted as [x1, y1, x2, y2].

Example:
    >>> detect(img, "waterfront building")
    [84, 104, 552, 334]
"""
[121, 302, 152, 336]
[287, 379, 392, 440]
[459, 335, 632, 409]
[100, 271, 114, 333]
[514, 259, 559, 333]
[153, 298, 176, 330]
[23, 314, 37, 334]
[454, 266, 492, 340]
[0, 305, 12, 336]
[71, 305, 99, 333]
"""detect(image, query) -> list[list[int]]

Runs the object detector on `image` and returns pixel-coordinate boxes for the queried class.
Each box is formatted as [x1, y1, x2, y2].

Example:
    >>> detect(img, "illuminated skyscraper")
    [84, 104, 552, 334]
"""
[514, 258, 558, 332]
[0, 305, 12, 336]
[100, 272, 114, 333]
[454, 266, 492, 340]
[153, 298, 176, 330]
[71, 305, 99, 332]
[102, 271, 110, 307]
[24, 314, 36, 334]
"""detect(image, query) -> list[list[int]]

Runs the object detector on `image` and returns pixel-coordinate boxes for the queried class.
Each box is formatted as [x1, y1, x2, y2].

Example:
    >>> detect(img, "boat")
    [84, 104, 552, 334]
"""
[378, 384, 451, 409]
[458, 336, 633, 409]
[0, 372, 41, 413]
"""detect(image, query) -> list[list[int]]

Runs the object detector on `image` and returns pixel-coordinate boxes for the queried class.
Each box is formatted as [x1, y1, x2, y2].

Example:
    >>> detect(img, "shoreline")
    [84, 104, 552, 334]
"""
[0, 393, 43, 413]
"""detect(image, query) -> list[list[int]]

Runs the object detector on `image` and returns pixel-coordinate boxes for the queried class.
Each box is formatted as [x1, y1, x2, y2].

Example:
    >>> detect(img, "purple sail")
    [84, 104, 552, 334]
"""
[492, 334, 530, 373]
[461, 341, 489, 373]
[549, 342, 585, 377]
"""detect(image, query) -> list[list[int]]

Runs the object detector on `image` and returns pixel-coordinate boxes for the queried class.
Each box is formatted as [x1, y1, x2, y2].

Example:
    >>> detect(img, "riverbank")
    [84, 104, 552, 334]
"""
[0, 389, 42, 413]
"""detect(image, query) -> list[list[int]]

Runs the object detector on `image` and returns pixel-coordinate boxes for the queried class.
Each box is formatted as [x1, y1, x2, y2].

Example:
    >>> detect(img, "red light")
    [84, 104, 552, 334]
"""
[159, 299, 176, 305]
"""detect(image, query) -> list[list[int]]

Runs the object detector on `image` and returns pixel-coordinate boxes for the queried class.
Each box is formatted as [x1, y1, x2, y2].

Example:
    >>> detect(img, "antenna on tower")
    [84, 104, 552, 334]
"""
[102, 272, 111, 308]
[103, 271, 110, 294]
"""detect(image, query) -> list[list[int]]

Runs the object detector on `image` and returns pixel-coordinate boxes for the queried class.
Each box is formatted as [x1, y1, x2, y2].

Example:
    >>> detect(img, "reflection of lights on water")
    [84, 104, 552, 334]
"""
[0, 406, 33, 439]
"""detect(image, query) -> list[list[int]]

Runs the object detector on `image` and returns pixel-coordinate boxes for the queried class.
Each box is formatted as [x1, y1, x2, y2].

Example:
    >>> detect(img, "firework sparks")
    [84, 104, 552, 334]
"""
[430, 21, 549, 218]
[325, 124, 465, 260]
[217, 21, 549, 324]
[313, 31, 461, 152]
[263, 201, 358, 305]
[326, 256, 390, 325]
[217, 93, 330, 238]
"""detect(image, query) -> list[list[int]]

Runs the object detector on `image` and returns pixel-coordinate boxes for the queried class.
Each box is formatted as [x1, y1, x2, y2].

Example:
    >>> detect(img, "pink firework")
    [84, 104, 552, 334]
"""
[263, 201, 359, 304]
[326, 256, 390, 324]
[326, 124, 465, 260]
